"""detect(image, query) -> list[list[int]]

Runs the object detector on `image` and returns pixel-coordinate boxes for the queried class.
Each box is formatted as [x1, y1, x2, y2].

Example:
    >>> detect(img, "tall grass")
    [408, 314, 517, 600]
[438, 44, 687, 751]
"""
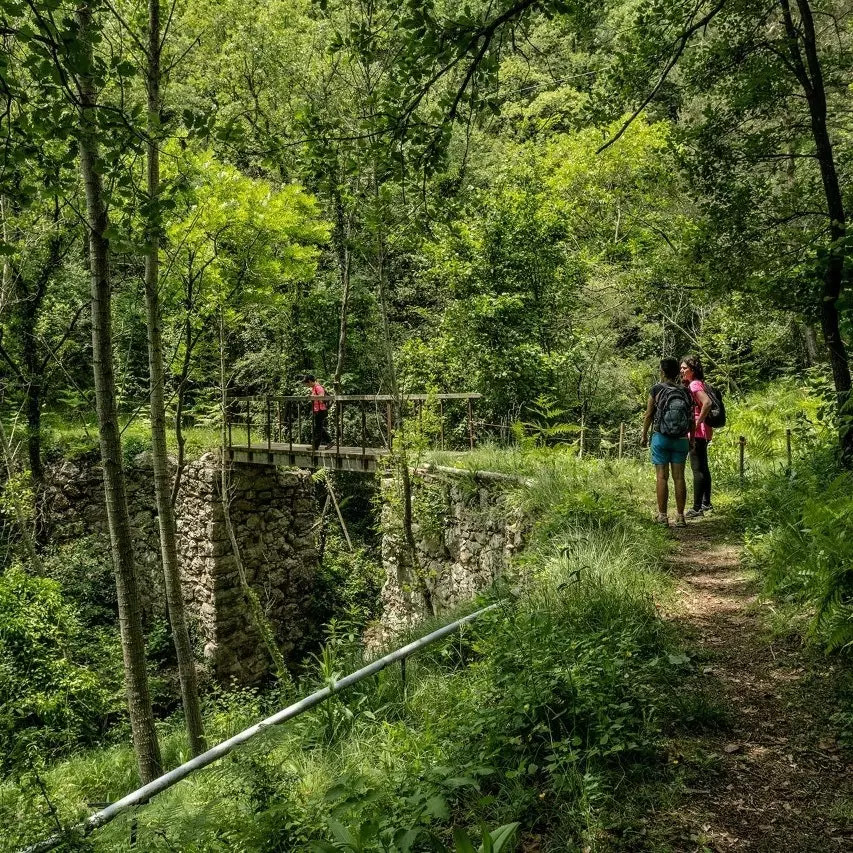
[2, 451, 684, 853]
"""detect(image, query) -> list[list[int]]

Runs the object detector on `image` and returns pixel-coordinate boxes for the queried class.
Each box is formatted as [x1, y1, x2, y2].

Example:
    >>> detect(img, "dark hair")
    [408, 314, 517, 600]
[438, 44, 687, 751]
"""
[300, 373, 316, 382]
[660, 358, 680, 381]
[681, 355, 704, 381]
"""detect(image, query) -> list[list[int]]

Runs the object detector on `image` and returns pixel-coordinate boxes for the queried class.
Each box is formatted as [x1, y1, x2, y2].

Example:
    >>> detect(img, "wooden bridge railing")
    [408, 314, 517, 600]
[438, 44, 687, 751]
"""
[225, 393, 483, 456]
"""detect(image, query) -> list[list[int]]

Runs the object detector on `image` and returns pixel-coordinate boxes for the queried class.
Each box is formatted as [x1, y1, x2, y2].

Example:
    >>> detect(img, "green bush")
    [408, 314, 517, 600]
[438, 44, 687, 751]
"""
[0, 566, 121, 772]
[742, 454, 853, 651]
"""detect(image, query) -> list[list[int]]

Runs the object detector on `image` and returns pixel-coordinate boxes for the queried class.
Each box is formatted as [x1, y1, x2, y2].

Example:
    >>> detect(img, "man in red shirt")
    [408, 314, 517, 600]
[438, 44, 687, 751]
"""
[301, 374, 333, 450]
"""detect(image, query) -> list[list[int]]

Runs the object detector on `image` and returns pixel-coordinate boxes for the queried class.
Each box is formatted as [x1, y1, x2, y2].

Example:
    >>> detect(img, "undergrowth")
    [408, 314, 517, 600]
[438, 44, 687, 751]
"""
[2, 451, 689, 853]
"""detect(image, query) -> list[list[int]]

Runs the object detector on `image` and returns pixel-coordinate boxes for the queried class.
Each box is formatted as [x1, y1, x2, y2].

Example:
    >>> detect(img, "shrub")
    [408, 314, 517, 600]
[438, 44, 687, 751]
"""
[0, 566, 121, 772]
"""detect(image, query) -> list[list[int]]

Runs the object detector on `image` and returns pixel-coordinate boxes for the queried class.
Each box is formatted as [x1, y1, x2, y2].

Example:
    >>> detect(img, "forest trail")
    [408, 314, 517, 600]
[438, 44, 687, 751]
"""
[657, 516, 853, 852]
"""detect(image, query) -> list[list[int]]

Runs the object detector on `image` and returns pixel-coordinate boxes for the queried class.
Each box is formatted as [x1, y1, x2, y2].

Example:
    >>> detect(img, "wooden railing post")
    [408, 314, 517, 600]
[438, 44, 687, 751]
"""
[467, 396, 474, 450]
[246, 399, 252, 449]
[439, 399, 445, 450]
[386, 401, 393, 450]
[266, 397, 272, 450]
[361, 401, 367, 460]
[739, 435, 746, 483]
[578, 414, 585, 459]
[336, 399, 342, 455]
[287, 402, 293, 452]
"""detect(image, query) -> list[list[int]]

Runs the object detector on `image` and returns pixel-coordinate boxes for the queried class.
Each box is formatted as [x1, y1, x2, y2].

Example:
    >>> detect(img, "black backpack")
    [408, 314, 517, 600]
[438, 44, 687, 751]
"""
[655, 385, 693, 438]
[704, 383, 727, 428]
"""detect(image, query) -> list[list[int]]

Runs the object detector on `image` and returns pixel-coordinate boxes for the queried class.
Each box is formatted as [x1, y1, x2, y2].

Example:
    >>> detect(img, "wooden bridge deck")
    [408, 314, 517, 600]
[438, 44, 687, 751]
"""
[228, 442, 390, 473]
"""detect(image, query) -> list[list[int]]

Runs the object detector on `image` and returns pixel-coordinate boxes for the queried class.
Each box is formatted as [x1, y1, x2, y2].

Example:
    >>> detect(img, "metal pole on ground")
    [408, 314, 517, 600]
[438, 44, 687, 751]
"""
[21, 603, 499, 853]
[467, 397, 475, 450]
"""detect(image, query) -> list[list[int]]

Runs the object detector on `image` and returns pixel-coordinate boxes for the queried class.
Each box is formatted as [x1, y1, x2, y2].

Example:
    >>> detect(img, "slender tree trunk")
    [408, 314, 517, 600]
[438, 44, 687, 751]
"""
[143, 0, 205, 756]
[76, 1, 162, 785]
[374, 230, 435, 617]
[217, 312, 292, 691]
[0, 417, 42, 572]
[803, 321, 821, 366]
[781, 0, 852, 460]
[332, 194, 352, 396]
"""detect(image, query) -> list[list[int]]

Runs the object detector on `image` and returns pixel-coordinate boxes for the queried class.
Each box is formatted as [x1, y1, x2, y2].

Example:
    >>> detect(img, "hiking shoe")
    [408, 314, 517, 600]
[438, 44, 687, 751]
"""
[654, 513, 669, 526]
[701, 503, 714, 513]
[674, 514, 687, 528]
[685, 508, 704, 519]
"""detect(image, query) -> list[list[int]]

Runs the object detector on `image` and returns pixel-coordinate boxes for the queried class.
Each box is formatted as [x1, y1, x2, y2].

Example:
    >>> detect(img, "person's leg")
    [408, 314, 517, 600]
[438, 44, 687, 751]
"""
[312, 412, 320, 450]
[671, 462, 687, 517]
[655, 463, 670, 516]
[689, 439, 706, 512]
[699, 440, 712, 508]
[319, 410, 332, 446]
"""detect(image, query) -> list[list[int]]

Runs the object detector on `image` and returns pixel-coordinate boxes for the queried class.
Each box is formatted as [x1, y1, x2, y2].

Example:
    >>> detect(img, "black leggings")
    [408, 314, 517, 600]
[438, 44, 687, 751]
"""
[690, 438, 712, 510]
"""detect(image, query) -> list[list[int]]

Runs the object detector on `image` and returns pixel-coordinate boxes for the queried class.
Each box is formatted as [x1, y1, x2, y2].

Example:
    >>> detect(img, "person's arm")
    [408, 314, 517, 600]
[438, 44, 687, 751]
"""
[641, 394, 655, 448]
[694, 387, 712, 427]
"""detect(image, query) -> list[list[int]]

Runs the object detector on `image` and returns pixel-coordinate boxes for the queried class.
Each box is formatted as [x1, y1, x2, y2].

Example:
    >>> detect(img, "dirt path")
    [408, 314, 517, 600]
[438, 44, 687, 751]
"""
[658, 515, 853, 852]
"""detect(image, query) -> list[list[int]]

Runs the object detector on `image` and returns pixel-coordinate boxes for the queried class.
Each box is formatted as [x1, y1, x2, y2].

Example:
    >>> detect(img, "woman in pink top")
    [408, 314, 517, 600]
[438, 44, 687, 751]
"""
[681, 355, 713, 518]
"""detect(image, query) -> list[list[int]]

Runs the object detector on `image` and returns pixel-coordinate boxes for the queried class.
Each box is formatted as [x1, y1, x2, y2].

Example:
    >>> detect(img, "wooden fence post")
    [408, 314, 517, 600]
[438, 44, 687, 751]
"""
[739, 435, 746, 483]
[618, 422, 625, 459]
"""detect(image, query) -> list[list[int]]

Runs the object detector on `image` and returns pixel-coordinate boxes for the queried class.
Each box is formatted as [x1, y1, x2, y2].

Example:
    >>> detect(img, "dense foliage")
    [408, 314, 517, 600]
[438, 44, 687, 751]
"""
[1, 0, 852, 848]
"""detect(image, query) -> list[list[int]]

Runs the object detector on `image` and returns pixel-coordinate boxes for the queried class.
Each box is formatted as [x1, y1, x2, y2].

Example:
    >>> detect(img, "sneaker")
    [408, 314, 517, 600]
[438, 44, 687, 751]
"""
[685, 508, 704, 519]
[324, 442, 335, 450]
[654, 513, 669, 526]
[674, 514, 687, 528]
[700, 503, 714, 513]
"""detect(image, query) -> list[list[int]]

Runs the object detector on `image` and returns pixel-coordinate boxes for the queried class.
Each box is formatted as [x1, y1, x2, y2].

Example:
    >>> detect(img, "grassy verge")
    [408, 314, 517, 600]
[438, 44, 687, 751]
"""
[2, 449, 698, 853]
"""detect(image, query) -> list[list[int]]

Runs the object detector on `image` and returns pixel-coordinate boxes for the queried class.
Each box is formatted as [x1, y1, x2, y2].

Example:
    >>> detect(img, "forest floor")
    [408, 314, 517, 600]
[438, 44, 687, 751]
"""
[651, 514, 853, 852]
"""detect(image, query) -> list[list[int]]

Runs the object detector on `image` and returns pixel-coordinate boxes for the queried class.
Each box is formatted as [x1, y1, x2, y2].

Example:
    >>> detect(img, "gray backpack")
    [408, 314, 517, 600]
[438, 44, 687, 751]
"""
[655, 385, 692, 438]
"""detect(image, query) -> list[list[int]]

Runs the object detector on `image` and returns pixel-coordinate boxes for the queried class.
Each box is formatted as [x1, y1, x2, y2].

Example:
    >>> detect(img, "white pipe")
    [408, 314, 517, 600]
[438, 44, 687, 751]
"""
[22, 603, 499, 853]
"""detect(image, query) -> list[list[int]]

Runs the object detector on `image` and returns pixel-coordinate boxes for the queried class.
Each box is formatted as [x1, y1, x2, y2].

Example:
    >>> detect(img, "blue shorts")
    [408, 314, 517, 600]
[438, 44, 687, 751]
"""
[650, 432, 689, 466]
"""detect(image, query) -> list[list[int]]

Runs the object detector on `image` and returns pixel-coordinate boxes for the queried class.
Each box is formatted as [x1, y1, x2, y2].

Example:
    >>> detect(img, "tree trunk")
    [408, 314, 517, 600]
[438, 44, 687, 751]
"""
[144, 0, 205, 756]
[781, 0, 852, 460]
[0, 417, 42, 572]
[218, 312, 292, 691]
[76, 0, 162, 785]
[803, 321, 821, 366]
[332, 193, 352, 396]
[374, 230, 435, 617]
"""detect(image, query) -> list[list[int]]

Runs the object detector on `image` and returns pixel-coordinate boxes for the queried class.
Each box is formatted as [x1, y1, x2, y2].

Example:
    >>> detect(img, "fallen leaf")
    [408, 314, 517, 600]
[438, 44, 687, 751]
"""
[724, 743, 742, 754]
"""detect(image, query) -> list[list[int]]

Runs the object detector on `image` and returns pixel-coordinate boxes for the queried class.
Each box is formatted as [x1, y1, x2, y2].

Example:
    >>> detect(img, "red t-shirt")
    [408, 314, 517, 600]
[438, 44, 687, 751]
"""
[311, 383, 328, 413]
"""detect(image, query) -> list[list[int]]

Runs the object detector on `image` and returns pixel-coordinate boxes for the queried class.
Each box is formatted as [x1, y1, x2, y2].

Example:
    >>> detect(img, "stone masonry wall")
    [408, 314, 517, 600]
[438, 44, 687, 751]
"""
[379, 466, 529, 637]
[41, 452, 317, 684]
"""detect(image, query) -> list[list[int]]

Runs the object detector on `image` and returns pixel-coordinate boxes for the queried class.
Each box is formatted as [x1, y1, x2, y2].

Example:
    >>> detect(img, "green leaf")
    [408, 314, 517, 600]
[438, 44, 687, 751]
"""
[328, 819, 355, 847]
[394, 828, 419, 853]
[425, 795, 449, 820]
[483, 823, 519, 853]
[453, 828, 477, 853]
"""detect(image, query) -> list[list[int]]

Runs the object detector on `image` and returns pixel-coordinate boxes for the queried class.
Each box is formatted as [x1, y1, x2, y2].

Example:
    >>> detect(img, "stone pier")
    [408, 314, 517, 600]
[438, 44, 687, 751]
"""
[42, 452, 318, 684]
